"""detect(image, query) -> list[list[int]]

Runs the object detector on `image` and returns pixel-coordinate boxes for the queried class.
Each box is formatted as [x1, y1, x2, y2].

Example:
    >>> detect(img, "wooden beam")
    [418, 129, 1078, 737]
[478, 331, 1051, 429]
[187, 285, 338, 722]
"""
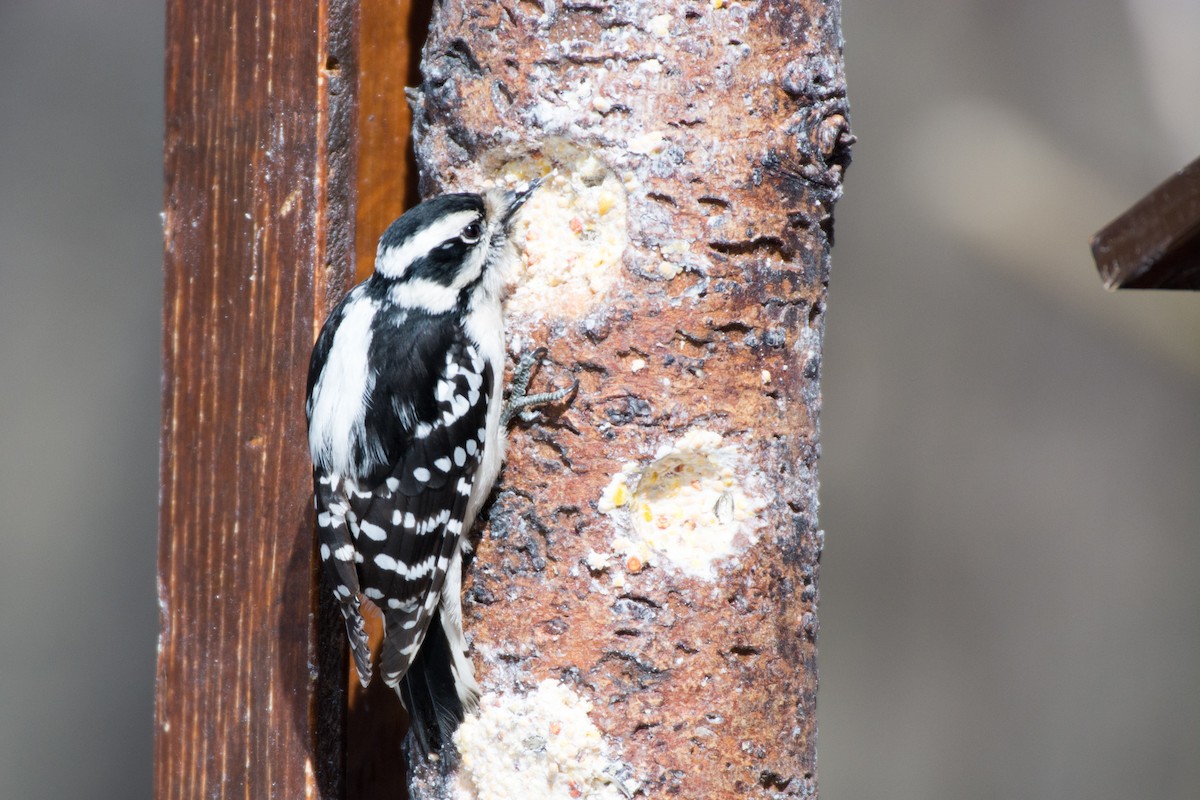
[344, 3, 437, 797]
[1092, 156, 1200, 290]
[158, 1, 357, 797]
[354, 0, 431, 284]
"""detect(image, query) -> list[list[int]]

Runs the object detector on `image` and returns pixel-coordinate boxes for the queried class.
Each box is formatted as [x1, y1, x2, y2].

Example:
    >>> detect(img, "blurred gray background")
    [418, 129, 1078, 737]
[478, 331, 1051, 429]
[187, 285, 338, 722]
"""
[822, 1, 1200, 799]
[1, 1, 163, 799]
[0, 0, 1195, 798]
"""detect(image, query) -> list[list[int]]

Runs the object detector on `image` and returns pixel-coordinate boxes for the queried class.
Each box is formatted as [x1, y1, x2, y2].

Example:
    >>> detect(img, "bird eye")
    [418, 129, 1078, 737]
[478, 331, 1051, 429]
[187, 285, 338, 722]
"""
[461, 221, 483, 243]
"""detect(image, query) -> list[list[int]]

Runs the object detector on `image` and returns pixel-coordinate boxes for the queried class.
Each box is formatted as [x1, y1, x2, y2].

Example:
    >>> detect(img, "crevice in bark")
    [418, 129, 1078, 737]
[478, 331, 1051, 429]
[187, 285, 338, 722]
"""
[708, 236, 789, 259]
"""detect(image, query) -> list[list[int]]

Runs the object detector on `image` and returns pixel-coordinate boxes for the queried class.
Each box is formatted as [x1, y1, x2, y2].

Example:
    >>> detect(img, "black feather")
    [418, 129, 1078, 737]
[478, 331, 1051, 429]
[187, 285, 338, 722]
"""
[378, 194, 482, 251]
[360, 301, 459, 483]
[398, 612, 467, 758]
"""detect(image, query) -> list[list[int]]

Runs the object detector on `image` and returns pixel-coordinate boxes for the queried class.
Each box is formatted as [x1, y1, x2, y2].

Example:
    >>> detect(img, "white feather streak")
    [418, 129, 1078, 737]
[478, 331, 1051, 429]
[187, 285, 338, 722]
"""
[308, 296, 378, 475]
[374, 210, 479, 279]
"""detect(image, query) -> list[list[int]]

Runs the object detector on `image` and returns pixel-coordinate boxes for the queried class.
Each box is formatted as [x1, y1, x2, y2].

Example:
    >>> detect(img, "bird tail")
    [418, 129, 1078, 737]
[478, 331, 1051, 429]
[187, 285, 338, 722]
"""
[397, 611, 474, 758]
[394, 548, 480, 759]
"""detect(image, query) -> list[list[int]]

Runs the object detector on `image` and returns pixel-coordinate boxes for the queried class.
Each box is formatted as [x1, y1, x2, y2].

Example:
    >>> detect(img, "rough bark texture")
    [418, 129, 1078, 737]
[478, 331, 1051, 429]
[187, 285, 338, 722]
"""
[158, 1, 357, 797]
[407, 1, 851, 797]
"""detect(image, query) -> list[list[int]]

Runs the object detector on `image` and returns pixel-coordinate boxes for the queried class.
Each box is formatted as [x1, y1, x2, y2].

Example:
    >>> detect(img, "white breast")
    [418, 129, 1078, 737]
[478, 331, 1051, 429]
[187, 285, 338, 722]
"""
[463, 296, 506, 529]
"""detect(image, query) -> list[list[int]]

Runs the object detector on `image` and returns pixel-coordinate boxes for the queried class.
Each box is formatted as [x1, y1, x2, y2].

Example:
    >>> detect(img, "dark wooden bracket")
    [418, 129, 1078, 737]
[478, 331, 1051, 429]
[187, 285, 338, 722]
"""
[1091, 156, 1200, 290]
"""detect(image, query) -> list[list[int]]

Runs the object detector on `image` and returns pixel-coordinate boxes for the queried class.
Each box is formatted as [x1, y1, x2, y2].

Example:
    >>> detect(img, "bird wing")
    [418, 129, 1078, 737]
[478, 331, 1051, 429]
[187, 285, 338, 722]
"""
[314, 473, 374, 684]
[348, 325, 492, 688]
[309, 292, 375, 684]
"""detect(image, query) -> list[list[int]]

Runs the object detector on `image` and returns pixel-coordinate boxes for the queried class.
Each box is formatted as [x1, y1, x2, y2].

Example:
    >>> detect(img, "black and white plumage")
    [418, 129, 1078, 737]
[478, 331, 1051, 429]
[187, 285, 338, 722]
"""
[306, 186, 538, 755]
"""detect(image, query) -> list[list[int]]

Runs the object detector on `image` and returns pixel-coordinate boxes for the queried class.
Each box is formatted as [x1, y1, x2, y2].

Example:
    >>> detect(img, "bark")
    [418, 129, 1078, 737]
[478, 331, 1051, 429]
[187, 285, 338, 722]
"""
[407, 1, 850, 797]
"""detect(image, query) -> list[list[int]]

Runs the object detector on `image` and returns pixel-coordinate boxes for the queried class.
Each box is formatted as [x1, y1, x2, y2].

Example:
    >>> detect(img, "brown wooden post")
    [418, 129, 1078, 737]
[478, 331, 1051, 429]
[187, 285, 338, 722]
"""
[344, 4, 437, 798]
[406, 1, 852, 797]
[355, 0, 432, 283]
[158, 1, 357, 797]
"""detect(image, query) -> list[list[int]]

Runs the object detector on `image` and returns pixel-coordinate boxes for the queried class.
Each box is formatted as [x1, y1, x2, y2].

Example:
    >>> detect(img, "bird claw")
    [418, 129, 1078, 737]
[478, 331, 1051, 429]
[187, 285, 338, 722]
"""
[503, 348, 577, 426]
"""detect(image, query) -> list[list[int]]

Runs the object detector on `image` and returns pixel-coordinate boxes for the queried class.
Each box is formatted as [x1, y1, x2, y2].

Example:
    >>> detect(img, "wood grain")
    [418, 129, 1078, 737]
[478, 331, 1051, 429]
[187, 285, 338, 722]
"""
[345, 3, 435, 797]
[158, 1, 357, 797]
[355, 0, 431, 282]
[1091, 156, 1200, 290]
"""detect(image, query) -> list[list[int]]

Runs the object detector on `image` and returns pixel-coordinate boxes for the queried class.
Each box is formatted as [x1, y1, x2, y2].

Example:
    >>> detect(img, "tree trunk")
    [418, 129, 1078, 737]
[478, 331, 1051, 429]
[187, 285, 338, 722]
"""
[408, 1, 850, 797]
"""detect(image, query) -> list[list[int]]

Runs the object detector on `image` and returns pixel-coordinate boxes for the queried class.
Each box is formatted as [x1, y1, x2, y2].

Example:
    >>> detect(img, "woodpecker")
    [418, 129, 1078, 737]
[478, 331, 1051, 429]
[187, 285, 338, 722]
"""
[305, 181, 570, 755]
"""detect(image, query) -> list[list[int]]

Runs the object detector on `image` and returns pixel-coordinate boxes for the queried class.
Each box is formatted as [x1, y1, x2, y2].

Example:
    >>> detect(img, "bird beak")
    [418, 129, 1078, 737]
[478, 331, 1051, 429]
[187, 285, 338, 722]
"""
[501, 177, 543, 226]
